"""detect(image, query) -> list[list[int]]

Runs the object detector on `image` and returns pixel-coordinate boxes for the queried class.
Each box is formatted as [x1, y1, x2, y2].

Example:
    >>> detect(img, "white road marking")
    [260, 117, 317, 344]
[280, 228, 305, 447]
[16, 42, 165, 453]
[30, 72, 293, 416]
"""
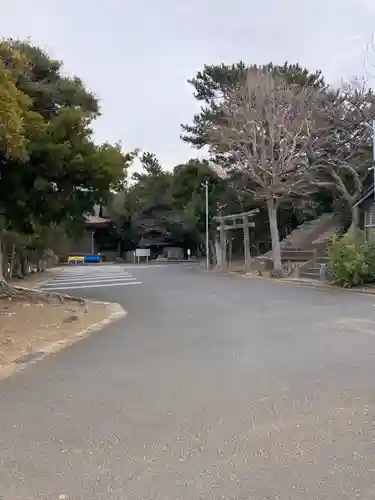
[49, 273, 132, 283]
[42, 277, 137, 287]
[56, 269, 132, 276]
[60, 264, 165, 272]
[40, 281, 142, 291]
[106, 265, 165, 270]
[41, 264, 148, 291]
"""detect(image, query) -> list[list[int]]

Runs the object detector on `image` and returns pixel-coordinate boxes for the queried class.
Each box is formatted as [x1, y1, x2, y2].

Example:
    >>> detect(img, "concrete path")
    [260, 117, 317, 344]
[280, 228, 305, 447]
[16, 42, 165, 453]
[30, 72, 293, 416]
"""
[1, 264, 375, 499]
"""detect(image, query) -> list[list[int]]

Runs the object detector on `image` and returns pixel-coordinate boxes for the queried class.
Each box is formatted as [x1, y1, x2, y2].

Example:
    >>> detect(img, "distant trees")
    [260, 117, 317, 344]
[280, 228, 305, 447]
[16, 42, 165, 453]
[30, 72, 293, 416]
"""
[110, 155, 234, 257]
[182, 60, 375, 270]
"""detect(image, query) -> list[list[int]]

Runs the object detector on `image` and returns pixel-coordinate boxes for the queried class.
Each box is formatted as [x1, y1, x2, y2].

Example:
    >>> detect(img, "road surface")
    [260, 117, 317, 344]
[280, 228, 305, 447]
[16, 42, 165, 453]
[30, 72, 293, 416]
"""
[1, 263, 375, 499]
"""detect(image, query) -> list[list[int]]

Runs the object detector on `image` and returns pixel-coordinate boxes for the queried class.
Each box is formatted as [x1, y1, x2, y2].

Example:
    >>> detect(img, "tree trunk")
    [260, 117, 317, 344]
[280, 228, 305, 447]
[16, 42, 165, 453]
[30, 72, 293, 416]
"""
[15, 251, 22, 278]
[9, 244, 16, 278]
[21, 254, 29, 277]
[0, 240, 9, 290]
[267, 199, 282, 272]
[348, 204, 360, 233]
[0, 241, 4, 281]
[209, 240, 217, 267]
[214, 239, 221, 269]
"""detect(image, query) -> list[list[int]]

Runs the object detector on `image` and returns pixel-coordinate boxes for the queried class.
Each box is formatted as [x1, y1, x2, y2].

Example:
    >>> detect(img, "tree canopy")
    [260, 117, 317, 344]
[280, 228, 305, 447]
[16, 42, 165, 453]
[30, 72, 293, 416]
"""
[178, 60, 375, 270]
[181, 61, 325, 150]
[0, 39, 133, 284]
[0, 39, 131, 235]
[109, 155, 240, 255]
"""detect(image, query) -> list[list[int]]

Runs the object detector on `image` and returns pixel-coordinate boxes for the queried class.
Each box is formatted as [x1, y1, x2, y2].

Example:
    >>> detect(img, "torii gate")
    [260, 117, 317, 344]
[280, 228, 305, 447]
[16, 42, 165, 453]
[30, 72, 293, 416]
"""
[213, 209, 259, 271]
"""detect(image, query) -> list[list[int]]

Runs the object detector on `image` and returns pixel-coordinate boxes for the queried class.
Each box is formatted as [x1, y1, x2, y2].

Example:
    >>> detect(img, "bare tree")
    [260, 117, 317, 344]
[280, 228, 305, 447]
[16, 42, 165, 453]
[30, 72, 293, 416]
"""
[309, 82, 375, 230]
[208, 70, 318, 272]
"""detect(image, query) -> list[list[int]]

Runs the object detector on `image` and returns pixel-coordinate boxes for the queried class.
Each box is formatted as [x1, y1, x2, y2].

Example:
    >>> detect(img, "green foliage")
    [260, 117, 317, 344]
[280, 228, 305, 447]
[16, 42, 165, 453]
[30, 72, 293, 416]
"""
[181, 61, 325, 149]
[110, 152, 174, 248]
[0, 40, 32, 159]
[134, 152, 163, 179]
[328, 232, 375, 288]
[0, 63, 29, 158]
[0, 38, 132, 244]
[0, 39, 99, 120]
[363, 241, 375, 284]
[109, 156, 243, 252]
[171, 159, 230, 235]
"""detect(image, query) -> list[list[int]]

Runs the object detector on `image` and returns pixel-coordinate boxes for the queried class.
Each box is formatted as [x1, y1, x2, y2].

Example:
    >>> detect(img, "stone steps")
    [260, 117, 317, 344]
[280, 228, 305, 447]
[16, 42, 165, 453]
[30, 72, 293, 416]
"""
[299, 261, 329, 279]
[265, 214, 337, 258]
[300, 268, 322, 279]
[281, 249, 316, 262]
[260, 214, 338, 282]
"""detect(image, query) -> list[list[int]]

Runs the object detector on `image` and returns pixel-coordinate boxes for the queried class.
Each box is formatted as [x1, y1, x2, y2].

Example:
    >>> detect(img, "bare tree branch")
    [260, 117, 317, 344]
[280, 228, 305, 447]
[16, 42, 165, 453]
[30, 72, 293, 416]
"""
[208, 69, 318, 203]
[207, 69, 319, 271]
[308, 82, 375, 216]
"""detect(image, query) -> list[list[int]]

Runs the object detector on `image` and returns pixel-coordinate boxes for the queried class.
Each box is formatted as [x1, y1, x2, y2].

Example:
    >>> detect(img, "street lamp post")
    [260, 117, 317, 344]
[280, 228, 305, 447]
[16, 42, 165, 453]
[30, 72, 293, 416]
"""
[201, 180, 209, 268]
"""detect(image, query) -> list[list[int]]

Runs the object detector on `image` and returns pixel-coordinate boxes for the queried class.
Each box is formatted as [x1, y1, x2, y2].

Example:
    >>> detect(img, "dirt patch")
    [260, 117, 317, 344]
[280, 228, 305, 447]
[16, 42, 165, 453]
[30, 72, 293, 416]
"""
[0, 296, 117, 367]
[0, 268, 125, 378]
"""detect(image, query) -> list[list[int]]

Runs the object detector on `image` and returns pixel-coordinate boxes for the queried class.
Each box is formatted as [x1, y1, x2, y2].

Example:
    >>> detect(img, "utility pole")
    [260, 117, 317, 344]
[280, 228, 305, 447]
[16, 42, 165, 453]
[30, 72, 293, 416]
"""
[373, 120, 375, 199]
[201, 180, 209, 268]
[205, 181, 209, 268]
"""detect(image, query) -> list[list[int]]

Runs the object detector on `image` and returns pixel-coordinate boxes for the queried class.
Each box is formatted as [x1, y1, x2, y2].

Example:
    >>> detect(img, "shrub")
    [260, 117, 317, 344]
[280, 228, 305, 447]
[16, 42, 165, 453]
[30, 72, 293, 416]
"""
[363, 241, 375, 283]
[328, 232, 369, 288]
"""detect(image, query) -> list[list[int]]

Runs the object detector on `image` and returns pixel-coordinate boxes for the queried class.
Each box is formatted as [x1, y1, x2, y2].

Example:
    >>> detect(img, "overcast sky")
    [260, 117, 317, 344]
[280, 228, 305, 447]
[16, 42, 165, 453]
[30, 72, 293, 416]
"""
[1, 0, 375, 170]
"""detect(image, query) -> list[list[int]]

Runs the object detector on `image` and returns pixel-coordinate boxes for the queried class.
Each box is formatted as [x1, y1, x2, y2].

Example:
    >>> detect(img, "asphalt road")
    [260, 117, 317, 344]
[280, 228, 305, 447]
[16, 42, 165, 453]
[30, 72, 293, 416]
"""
[1, 263, 375, 499]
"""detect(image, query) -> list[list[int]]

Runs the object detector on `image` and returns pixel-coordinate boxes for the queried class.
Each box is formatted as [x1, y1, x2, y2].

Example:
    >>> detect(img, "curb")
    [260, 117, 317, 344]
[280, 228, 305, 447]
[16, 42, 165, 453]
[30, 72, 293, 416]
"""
[0, 301, 127, 382]
[237, 273, 375, 296]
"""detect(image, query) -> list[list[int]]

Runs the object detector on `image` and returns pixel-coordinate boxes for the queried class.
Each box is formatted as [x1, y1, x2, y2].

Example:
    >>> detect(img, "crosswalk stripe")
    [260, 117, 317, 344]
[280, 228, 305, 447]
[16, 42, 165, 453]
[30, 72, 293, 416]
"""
[40, 281, 142, 291]
[42, 277, 137, 287]
[49, 273, 132, 282]
[40, 264, 146, 291]
[57, 269, 132, 276]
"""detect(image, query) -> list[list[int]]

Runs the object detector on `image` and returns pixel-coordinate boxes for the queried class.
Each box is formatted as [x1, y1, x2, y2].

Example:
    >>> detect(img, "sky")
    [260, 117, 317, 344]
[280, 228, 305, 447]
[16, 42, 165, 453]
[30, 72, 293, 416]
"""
[1, 0, 375, 172]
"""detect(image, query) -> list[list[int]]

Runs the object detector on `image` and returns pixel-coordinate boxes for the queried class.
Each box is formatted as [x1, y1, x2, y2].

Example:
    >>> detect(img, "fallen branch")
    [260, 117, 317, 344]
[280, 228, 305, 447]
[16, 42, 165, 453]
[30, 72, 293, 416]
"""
[13, 286, 86, 304]
[0, 278, 85, 305]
